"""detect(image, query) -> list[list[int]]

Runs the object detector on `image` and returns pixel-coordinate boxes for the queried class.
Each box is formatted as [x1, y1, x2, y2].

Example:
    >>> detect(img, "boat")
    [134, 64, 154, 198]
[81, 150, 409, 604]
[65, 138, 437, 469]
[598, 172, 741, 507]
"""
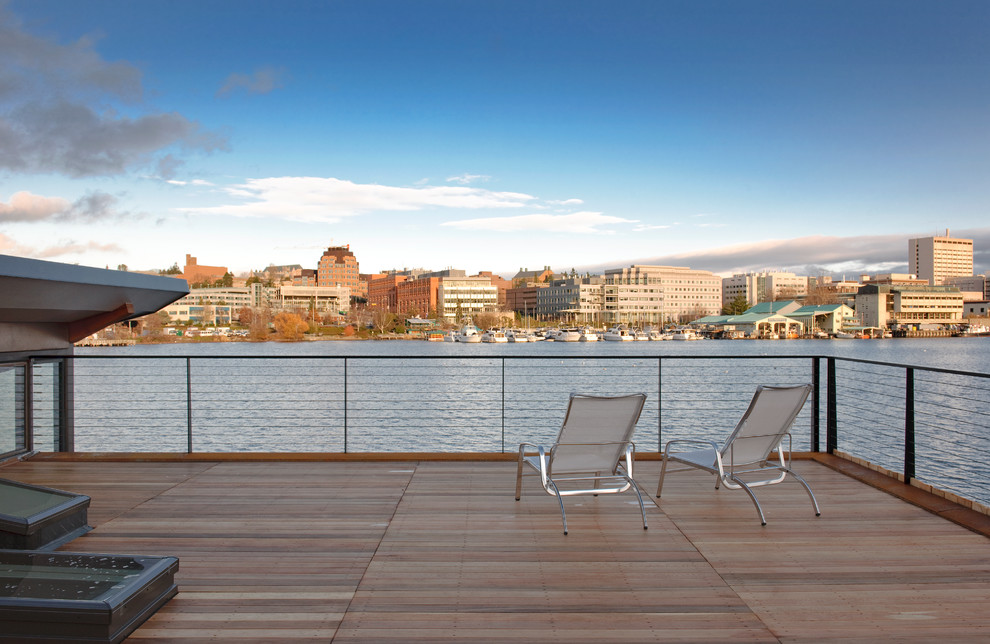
[556, 328, 581, 342]
[671, 328, 699, 341]
[481, 328, 508, 343]
[633, 329, 649, 341]
[442, 330, 458, 342]
[834, 331, 856, 339]
[956, 324, 990, 337]
[603, 325, 634, 341]
[456, 325, 482, 343]
[578, 327, 599, 342]
[426, 332, 445, 342]
[506, 329, 529, 342]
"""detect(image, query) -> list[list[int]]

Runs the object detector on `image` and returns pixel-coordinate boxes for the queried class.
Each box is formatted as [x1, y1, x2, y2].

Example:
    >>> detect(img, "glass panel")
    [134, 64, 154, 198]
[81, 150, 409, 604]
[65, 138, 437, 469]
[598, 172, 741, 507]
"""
[0, 552, 146, 601]
[31, 361, 60, 452]
[0, 365, 25, 455]
[0, 482, 75, 518]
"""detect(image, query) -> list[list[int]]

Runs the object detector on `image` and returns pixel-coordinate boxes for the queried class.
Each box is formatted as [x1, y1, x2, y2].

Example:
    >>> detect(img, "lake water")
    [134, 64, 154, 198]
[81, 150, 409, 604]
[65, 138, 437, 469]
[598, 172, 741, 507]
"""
[67, 336, 990, 506]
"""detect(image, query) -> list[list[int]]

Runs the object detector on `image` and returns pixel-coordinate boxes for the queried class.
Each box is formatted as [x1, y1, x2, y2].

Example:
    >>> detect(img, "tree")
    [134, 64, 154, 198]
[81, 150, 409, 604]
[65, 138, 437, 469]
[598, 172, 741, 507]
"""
[237, 306, 254, 326]
[273, 312, 308, 341]
[160, 263, 181, 275]
[249, 307, 272, 341]
[372, 308, 396, 334]
[723, 295, 749, 316]
[246, 275, 261, 286]
[804, 276, 839, 306]
[117, 264, 128, 271]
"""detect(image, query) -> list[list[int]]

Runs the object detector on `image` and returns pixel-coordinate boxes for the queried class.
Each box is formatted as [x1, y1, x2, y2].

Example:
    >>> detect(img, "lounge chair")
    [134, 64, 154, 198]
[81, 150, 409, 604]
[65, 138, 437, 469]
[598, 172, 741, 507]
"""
[656, 384, 820, 525]
[515, 392, 648, 534]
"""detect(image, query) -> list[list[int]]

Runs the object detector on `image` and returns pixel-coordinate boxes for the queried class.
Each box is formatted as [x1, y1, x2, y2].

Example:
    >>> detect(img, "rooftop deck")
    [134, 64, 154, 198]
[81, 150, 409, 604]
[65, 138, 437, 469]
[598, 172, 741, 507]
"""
[4, 456, 990, 642]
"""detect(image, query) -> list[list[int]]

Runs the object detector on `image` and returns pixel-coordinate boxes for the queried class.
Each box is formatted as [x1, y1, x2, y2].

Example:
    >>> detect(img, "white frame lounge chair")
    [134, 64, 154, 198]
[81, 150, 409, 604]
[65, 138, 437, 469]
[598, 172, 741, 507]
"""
[656, 384, 820, 525]
[515, 393, 648, 535]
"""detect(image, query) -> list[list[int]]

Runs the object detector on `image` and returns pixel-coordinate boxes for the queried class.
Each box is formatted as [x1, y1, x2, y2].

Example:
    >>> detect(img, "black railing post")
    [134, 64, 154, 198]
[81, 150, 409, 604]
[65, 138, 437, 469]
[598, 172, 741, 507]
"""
[826, 357, 837, 453]
[343, 358, 348, 454]
[811, 357, 820, 452]
[60, 357, 73, 453]
[501, 358, 506, 453]
[657, 357, 663, 451]
[25, 359, 34, 452]
[904, 367, 915, 485]
[186, 358, 193, 453]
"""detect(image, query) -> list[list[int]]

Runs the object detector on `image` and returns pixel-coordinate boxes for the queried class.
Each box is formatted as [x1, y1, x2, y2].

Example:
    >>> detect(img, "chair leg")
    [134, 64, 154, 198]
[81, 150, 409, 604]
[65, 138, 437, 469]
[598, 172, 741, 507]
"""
[626, 477, 648, 530]
[656, 457, 669, 497]
[784, 468, 821, 517]
[730, 475, 767, 526]
[547, 480, 568, 535]
[515, 455, 524, 501]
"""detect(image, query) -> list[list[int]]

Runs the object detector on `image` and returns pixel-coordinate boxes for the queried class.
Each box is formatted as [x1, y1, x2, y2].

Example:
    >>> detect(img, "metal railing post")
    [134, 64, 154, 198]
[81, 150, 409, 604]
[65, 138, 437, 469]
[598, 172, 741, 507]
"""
[826, 357, 837, 453]
[657, 357, 663, 451]
[904, 367, 915, 485]
[343, 358, 348, 454]
[811, 357, 820, 452]
[501, 358, 506, 453]
[186, 358, 193, 453]
[25, 359, 34, 452]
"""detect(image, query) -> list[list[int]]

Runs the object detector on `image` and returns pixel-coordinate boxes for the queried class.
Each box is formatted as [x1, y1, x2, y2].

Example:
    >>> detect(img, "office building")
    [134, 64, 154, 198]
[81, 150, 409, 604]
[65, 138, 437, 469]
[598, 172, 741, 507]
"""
[909, 232, 973, 285]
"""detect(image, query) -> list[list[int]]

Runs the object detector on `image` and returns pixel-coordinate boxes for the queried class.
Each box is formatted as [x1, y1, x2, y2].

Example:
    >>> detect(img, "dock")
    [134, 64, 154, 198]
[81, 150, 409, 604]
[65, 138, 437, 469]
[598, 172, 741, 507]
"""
[4, 456, 990, 642]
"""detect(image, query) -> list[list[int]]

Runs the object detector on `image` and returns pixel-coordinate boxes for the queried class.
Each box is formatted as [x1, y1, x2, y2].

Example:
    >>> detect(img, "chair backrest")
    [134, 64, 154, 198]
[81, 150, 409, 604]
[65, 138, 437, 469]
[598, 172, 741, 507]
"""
[550, 393, 647, 474]
[719, 385, 811, 466]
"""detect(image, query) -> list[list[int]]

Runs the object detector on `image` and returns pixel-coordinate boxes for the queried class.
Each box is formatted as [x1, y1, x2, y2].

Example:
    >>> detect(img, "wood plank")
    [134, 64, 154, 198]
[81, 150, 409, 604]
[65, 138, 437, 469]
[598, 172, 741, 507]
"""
[1, 458, 989, 641]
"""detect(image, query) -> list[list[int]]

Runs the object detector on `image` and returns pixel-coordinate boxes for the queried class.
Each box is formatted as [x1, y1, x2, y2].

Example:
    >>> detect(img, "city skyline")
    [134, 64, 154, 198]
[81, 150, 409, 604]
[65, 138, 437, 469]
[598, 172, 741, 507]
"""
[1, 1, 988, 277]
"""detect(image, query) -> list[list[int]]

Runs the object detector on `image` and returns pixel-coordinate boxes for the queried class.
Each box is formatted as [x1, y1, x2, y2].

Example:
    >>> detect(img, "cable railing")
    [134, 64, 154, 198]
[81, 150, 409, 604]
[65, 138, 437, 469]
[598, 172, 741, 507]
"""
[7, 354, 990, 508]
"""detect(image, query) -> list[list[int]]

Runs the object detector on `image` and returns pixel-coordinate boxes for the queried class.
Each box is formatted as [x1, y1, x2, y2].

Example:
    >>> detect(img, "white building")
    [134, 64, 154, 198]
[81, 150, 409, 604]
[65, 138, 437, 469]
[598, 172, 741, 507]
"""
[603, 265, 721, 325]
[164, 283, 349, 323]
[722, 271, 809, 308]
[856, 284, 964, 328]
[438, 276, 498, 321]
[536, 277, 604, 322]
[909, 232, 973, 286]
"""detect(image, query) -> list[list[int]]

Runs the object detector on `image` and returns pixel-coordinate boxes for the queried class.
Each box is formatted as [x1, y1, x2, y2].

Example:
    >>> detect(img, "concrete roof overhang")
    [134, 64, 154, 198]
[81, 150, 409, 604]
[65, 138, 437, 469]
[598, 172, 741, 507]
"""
[0, 255, 189, 350]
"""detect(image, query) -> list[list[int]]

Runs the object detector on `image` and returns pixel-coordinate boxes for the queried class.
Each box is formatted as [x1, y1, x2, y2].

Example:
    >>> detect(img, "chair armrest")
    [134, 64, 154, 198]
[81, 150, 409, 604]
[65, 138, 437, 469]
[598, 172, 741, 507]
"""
[662, 438, 719, 457]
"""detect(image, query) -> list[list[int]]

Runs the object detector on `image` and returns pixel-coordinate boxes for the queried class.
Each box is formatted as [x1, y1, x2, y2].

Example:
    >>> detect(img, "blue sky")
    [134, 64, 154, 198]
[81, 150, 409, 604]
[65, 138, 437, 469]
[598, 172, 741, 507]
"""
[1, 0, 988, 277]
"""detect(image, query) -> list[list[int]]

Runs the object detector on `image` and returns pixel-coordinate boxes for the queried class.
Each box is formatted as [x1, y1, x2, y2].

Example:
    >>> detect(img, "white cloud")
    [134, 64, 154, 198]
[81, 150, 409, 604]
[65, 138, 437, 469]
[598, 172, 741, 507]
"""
[547, 198, 584, 206]
[442, 211, 637, 234]
[0, 190, 129, 222]
[446, 173, 490, 185]
[180, 176, 535, 222]
[633, 223, 672, 231]
[0, 233, 121, 258]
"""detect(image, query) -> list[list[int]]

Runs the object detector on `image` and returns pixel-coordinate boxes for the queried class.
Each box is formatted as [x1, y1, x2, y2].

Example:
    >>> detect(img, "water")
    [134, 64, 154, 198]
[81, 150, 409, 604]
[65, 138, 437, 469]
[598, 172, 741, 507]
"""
[66, 337, 990, 506]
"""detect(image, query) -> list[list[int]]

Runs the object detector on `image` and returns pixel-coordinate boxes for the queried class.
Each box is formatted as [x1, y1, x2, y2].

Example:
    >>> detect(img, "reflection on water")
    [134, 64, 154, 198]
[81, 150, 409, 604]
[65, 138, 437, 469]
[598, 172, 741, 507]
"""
[71, 338, 990, 505]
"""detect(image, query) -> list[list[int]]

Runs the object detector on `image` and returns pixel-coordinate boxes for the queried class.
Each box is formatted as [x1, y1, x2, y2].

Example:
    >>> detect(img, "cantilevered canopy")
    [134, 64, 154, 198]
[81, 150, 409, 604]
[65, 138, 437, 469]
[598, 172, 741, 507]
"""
[0, 254, 189, 352]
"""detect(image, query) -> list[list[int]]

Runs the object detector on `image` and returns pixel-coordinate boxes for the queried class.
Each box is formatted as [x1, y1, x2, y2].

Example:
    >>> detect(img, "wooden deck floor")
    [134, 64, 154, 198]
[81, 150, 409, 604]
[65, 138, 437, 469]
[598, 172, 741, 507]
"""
[4, 458, 990, 642]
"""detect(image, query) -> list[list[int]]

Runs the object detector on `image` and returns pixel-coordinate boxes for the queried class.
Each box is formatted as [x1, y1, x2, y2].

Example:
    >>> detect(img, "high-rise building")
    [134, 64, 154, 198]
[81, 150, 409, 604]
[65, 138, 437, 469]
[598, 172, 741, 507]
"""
[722, 271, 808, 308]
[909, 232, 973, 286]
[317, 245, 362, 295]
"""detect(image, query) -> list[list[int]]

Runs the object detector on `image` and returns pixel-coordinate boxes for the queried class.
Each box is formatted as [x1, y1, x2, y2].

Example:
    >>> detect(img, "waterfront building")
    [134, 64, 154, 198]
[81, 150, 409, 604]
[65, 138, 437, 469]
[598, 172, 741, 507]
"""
[856, 284, 964, 328]
[476, 271, 511, 308]
[179, 254, 228, 285]
[603, 265, 721, 325]
[786, 303, 856, 336]
[164, 284, 265, 322]
[909, 232, 974, 286]
[863, 273, 928, 286]
[272, 285, 350, 319]
[945, 274, 989, 300]
[396, 276, 440, 318]
[964, 301, 989, 317]
[722, 271, 808, 308]
[317, 245, 363, 297]
[505, 284, 548, 316]
[536, 276, 604, 323]
[437, 276, 498, 321]
[367, 274, 407, 312]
